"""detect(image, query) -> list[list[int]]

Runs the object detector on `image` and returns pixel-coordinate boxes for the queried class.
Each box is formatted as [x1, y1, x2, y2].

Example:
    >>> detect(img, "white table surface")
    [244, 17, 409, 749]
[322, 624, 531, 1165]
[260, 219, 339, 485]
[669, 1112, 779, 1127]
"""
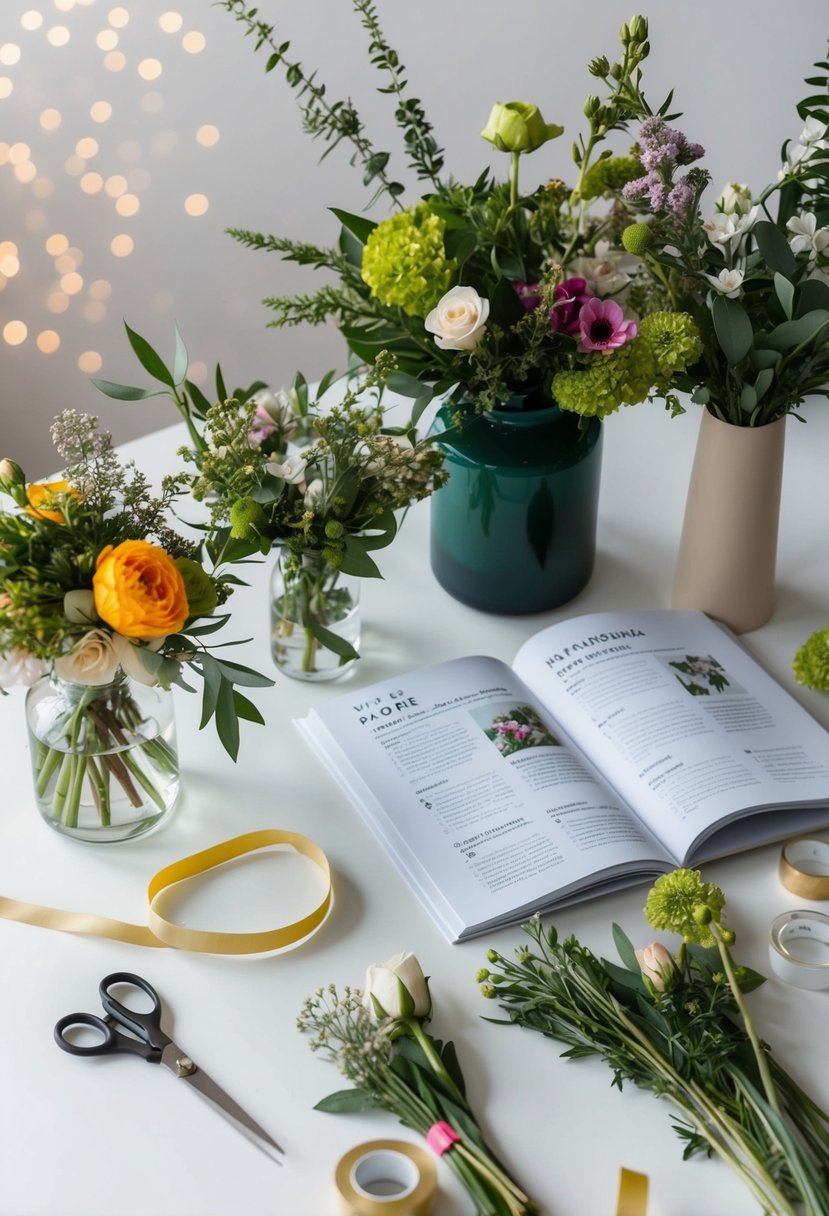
[2, 401, 829, 1216]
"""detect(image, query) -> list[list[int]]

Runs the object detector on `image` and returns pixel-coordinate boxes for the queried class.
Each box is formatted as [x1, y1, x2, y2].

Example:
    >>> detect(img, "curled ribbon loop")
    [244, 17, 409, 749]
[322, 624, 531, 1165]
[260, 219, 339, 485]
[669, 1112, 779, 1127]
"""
[0, 829, 332, 954]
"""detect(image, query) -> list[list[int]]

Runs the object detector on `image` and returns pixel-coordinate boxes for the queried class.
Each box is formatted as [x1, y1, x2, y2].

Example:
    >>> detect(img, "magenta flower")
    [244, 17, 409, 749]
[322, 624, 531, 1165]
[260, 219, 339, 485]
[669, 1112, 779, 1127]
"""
[513, 281, 543, 311]
[577, 297, 638, 353]
[549, 277, 593, 334]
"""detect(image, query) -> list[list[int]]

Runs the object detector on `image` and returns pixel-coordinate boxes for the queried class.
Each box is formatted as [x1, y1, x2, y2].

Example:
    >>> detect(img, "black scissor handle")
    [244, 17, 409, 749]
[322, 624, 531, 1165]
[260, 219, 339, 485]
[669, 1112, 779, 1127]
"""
[54, 1011, 153, 1059]
[98, 972, 168, 1053]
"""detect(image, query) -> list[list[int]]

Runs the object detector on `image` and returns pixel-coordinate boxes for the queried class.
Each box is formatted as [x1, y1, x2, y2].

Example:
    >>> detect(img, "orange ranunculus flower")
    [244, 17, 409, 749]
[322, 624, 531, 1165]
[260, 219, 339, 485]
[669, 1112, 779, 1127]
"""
[25, 479, 79, 524]
[93, 540, 189, 638]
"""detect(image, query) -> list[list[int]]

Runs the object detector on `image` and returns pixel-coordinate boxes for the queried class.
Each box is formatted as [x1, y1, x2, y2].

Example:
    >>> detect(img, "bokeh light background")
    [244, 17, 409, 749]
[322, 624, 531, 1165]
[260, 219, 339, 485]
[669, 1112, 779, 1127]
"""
[1, 0, 827, 474]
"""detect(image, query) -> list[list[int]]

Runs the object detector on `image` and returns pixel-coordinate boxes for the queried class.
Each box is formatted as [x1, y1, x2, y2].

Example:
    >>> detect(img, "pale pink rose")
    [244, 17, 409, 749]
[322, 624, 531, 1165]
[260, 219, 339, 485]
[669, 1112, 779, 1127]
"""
[634, 942, 676, 991]
[0, 648, 47, 690]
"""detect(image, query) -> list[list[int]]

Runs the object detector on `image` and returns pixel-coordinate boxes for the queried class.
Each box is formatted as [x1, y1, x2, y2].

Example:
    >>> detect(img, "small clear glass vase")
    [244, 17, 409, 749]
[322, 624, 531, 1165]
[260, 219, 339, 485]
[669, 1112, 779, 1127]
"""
[269, 549, 361, 682]
[25, 669, 180, 843]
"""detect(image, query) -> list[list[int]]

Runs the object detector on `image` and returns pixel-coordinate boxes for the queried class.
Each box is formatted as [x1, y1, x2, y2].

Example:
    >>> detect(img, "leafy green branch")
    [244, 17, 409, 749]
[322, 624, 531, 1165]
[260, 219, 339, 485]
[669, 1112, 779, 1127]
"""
[225, 228, 348, 272]
[219, 0, 405, 208]
[352, 0, 444, 187]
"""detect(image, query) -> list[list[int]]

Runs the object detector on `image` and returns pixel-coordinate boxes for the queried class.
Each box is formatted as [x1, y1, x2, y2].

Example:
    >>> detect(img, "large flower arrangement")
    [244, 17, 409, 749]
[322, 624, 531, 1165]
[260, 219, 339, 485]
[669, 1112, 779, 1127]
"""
[221, 3, 702, 421]
[0, 413, 271, 828]
[616, 54, 829, 425]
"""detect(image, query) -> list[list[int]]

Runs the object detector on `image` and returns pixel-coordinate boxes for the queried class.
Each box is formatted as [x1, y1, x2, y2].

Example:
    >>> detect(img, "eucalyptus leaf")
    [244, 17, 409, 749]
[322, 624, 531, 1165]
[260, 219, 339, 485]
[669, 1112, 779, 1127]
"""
[338, 537, 382, 578]
[211, 658, 276, 687]
[173, 325, 189, 385]
[766, 309, 829, 352]
[198, 654, 222, 729]
[774, 272, 795, 320]
[233, 690, 266, 725]
[308, 620, 360, 661]
[92, 379, 167, 402]
[750, 349, 781, 371]
[754, 367, 774, 401]
[712, 295, 754, 364]
[740, 384, 758, 413]
[314, 1087, 381, 1114]
[795, 277, 829, 316]
[330, 206, 377, 245]
[215, 676, 240, 761]
[387, 371, 425, 398]
[124, 323, 175, 387]
[753, 220, 798, 278]
[612, 923, 641, 973]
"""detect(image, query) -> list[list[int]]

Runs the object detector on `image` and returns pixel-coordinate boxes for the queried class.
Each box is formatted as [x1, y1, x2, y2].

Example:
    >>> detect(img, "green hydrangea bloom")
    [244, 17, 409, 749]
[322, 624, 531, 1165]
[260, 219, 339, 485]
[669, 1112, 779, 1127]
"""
[580, 155, 642, 201]
[552, 338, 656, 418]
[638, 311, 702, 378]
[793, 627, 829, 691]
[361, 204, 453, 317]
[644, 868, 727, 947]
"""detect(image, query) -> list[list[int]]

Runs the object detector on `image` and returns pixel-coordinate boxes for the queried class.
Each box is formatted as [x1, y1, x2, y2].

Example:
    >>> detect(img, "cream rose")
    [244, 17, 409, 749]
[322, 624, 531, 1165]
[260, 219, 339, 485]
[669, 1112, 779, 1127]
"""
[424, 286, 490, 351]
[111, 632, 166, 687]
[54, 628, 119, 686]
[364, 951, 431, 1019]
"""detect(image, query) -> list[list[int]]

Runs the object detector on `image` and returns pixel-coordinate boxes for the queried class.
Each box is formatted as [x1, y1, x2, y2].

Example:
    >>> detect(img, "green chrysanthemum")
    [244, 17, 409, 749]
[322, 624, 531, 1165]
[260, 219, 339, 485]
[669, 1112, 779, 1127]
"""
[638, 311, 702, 378]
[360, 203, 453, 317]
[793, 627, 829, 692]
[580, 155, 642, 201]
[552, 338, 656, 419]
[644, 868, 727, 946]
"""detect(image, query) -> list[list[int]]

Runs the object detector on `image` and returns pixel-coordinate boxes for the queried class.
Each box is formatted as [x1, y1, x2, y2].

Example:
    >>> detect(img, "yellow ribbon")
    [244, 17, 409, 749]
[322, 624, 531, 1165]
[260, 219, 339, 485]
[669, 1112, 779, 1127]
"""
[615, 1168, 649, 1216]
[0, 829, 332, 954]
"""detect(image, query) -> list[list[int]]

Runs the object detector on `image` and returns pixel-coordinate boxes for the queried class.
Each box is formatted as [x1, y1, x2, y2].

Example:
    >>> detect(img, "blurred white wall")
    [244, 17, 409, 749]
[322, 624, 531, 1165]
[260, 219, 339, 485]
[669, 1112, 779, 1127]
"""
[0, 0, 826, 475]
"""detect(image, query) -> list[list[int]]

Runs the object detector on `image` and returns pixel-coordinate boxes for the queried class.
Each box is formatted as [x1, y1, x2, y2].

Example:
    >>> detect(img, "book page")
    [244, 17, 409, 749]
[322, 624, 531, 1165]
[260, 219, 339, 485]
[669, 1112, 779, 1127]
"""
[513, 609, 829, 861]
[297, 656, 669, 941]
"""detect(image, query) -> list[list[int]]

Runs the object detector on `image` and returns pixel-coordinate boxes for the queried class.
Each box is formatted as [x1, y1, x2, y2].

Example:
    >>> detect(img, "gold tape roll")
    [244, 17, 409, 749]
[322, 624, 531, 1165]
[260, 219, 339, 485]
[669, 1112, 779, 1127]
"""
[616, 1167, 649, 1216]
[0, 829, 332, 954]
[335, 1140, 436, 1216]
[779, 837, 829, 900]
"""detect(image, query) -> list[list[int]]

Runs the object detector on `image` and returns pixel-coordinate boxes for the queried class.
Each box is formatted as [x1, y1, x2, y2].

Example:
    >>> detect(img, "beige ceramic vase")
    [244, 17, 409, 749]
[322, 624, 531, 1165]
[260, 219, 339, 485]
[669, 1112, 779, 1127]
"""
[671, 408, 786, 634]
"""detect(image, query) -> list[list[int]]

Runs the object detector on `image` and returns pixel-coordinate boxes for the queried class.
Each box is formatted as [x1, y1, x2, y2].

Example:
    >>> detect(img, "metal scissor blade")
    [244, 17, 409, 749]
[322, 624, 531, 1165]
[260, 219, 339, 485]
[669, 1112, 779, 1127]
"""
[161, 1043, 284, 1163]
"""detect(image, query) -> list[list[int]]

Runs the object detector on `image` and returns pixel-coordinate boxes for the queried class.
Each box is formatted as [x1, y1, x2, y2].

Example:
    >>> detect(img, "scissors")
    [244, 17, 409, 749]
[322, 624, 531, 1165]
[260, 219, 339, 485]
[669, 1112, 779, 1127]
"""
[54, 971, 283, 1163]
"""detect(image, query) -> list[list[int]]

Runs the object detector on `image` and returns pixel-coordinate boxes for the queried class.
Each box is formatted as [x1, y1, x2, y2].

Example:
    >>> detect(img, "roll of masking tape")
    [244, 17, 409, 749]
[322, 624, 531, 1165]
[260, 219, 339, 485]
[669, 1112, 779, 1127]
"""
[779, 837, 829, 900]
[335, 1140, 436, 1216]
[768, 910, 829, 989]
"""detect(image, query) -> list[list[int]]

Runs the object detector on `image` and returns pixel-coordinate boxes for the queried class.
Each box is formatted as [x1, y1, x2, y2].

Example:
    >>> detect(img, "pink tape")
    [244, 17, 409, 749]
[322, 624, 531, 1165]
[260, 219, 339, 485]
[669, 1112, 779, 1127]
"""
[426, 1121, 460, 1156]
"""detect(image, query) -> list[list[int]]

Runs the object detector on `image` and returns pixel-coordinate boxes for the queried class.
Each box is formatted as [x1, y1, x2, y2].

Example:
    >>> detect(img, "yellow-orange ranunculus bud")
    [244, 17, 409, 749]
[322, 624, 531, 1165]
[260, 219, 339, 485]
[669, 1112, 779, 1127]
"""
[93, 540, 189, 638]
[25, 479, 78, 524]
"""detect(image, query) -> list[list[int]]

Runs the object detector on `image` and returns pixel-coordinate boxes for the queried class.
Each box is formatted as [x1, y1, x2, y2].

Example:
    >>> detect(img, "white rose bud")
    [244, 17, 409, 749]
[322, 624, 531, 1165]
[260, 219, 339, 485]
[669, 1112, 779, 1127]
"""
[111, 632, 165, 687]
[54, 628, 119, 686]
[364, 951, 431, 1020]
[63, 589, 97, 625]
[716, 182, 753, 215]
[424, 286, 490, 351]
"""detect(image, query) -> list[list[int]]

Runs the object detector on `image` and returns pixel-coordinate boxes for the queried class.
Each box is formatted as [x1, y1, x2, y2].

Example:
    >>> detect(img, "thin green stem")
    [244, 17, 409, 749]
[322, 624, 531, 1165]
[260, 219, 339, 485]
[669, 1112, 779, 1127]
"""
[712, 923, 781, 1117]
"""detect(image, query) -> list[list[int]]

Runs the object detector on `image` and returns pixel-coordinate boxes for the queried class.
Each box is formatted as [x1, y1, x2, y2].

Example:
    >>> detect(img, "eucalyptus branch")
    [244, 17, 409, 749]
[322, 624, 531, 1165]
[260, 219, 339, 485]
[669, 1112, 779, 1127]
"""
[219, 0, 404, 208]
[263, 286, 363, 328]
[352, 0, 445, 186]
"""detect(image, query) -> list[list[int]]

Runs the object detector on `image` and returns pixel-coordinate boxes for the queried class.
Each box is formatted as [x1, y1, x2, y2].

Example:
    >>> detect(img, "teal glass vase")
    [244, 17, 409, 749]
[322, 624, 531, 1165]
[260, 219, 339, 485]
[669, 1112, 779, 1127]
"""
[429, 400, 603, 615]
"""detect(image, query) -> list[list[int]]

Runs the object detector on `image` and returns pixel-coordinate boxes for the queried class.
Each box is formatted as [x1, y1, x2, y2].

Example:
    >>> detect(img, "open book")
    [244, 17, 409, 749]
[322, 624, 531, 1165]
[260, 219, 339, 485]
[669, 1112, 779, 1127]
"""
[297, 610, 829, 943]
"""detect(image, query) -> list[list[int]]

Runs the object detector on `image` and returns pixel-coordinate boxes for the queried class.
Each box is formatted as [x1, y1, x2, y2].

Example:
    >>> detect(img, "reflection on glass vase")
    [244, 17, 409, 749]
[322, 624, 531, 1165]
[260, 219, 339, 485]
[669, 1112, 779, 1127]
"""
[25, 669, 180, 843]
[270, 549, 361, 681]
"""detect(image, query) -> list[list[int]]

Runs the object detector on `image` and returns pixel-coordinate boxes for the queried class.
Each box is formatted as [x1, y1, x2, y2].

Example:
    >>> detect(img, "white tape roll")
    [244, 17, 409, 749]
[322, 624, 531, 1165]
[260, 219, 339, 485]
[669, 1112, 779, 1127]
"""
[768, 910, 829, 990]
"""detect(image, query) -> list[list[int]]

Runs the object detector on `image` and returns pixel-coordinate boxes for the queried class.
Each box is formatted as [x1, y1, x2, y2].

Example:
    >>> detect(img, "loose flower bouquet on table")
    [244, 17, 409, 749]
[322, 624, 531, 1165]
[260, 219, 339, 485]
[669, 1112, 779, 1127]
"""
[479, 870, 829, 1214]
[97, 330, 447, 678]
[298, 951, 536, 1216]
[615, 54, 829, 425]
[0, 413, 272, 833]
[222, 3, 702, 423]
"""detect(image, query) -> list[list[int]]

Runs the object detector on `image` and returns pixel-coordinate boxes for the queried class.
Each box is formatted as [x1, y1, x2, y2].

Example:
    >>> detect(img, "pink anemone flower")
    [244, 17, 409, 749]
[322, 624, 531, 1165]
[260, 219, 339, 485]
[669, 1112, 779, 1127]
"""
[577, 297, 638, 353]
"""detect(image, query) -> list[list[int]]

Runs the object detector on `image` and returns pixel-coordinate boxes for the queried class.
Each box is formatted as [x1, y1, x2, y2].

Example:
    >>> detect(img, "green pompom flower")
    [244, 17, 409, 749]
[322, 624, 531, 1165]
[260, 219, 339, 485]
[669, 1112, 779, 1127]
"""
[793, 627, 829, 691]
[552, 339, 656, 419]
[621, 221, 653, 254]
[638, 311, 702, 378]
[361, 204, 453, 317]
[580, 156, 642, 201]
[644, 868, 726, 946]
[229, 496, 266, 540]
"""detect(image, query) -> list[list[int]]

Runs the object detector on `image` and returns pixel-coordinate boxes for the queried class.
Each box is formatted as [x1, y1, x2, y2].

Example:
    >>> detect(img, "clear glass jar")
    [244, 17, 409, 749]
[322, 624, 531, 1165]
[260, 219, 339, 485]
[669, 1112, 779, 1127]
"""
[25, 669, 180, 843]
[269, 549, 361, 681]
